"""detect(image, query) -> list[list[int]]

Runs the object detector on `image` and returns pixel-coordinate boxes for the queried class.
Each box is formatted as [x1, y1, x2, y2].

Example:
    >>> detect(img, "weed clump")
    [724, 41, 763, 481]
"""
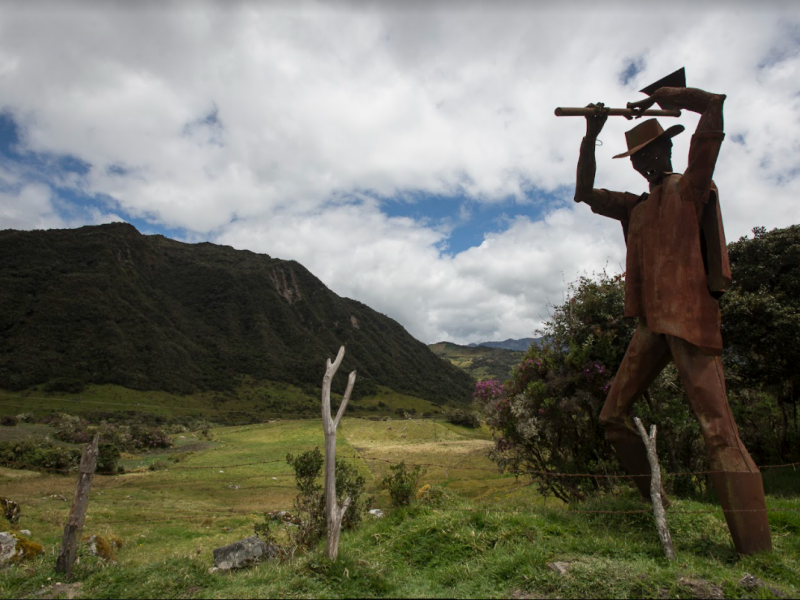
[381, 462, 425, 507]
[282, 447, 369, 550]
[415, 484, 452, 507]
[83, 534, 123, 561]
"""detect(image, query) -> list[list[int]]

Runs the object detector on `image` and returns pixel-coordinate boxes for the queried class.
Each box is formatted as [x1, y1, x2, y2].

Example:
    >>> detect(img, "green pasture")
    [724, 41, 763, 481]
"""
[0, 380, 446, 424]
[1, 418, 798, 599]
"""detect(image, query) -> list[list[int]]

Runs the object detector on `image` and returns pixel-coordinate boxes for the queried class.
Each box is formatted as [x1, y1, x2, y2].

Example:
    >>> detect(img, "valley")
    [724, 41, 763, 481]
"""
[2, 417, 798, 599]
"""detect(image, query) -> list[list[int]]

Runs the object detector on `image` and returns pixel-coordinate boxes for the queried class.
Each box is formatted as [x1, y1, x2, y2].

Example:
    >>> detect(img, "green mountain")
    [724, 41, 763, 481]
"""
[428, 341, 523, 382]
[467, 338, 539, 351]
[0, 223, 473, 405]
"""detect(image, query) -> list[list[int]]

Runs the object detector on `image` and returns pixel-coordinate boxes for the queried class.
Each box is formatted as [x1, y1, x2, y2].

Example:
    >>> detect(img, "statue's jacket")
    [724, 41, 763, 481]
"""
[586, 131, 731, 355]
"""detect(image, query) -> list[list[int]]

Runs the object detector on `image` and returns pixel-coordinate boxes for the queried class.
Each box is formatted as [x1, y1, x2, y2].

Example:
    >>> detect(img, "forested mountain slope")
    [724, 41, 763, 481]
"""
[0, 223, 473, 404]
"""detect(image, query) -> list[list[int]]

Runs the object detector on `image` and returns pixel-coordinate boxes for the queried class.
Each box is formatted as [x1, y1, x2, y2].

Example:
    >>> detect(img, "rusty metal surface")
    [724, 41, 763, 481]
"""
[571, 81, 773, 554]
[554, 107, 681, 117]
[639, 67, 686, 109]
[711, 472, 773, 554]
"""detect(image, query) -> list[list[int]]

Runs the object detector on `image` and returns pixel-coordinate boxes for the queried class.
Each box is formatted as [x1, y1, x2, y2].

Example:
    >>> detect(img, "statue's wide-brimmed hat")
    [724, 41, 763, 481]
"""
[612, 118, 685, 159]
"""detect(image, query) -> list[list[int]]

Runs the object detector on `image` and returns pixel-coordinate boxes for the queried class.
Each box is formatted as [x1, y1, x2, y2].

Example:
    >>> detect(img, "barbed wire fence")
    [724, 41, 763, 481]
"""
[2, 391, 799, 544]
[4, 443, 800, 530]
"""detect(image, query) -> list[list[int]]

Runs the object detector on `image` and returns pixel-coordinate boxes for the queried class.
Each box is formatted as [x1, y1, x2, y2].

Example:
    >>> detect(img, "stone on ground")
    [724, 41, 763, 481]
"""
[212, 535, 277, 571]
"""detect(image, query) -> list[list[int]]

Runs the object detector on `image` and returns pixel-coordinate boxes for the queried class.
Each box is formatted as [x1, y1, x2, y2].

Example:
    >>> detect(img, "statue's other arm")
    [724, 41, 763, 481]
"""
[574, 104, 629, 222]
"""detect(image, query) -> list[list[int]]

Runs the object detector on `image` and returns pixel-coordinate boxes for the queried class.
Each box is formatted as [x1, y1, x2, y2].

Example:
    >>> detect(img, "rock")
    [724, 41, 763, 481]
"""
[0, 531, 44, 565]
[547, 561, 571, 575]
[19, 529, 31, 537]
[368, 509, 384, 518]
[212, 536, 277, 571]
[84, 535, 117, 561]
[677, 577, 724, 600]
[0, 532, 16, 565]
[740, 573, 786, 598]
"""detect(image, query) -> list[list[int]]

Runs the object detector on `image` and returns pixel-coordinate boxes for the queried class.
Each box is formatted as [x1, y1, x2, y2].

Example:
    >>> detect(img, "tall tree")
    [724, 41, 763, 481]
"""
[721, 225, 800, 455]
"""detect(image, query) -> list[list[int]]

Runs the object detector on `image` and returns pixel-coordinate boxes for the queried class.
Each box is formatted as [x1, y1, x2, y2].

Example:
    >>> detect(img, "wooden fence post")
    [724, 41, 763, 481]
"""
[321, 346, 356, 561]
[633, 417, 676, 560]
[55, 433, 100, 579]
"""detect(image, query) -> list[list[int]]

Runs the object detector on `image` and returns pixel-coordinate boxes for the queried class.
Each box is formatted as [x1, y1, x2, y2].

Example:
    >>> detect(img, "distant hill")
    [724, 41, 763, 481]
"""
[467, 338, 539, 352]
[429, 341, 523, 382]
[0, 223, 473, 405]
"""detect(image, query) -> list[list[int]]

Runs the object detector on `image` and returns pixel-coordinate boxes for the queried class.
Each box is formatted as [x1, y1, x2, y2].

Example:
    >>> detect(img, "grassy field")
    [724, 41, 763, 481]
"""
[0, 380, 447, 424]
[1, 418, 798, 599]
[428, 342, 523, 382]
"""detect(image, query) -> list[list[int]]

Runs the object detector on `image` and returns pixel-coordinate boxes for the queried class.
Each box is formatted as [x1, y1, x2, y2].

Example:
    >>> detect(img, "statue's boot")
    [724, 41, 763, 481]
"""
[612, 441, 672, 508]
[710, 471, 772, 555]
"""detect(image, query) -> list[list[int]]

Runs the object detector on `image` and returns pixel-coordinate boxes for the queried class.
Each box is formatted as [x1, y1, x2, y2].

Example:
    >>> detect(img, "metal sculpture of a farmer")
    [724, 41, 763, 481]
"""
[568, 69, 772, 555]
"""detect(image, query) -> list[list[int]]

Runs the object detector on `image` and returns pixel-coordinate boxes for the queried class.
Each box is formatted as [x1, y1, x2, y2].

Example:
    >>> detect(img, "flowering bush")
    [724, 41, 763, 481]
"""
[476, 272, 722, 502]
[477, 340, 618, 503]
[51, 413, 172, 452]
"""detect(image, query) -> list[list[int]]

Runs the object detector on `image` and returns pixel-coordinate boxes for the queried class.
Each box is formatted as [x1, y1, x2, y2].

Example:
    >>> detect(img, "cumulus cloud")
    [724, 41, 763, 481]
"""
[0, 1, 798, 343]
[216, 196, 626, 344]
[0, 183, 65, 230]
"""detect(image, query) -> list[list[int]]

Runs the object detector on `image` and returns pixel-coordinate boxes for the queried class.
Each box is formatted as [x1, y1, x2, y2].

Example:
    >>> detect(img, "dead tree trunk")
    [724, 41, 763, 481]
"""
[55, 433, 100, 579]
[321, 346, 356, 561]
[633, 417, 676, 560]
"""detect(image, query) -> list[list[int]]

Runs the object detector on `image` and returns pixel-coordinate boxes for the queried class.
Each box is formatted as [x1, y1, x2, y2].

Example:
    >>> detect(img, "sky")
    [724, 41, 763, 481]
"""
[1, 1, 799, 345]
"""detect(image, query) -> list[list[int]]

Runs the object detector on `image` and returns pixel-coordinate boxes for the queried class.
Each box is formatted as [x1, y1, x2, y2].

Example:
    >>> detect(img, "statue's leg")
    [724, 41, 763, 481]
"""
[600, 321, 671, 503]
[667, 336, 772, 555]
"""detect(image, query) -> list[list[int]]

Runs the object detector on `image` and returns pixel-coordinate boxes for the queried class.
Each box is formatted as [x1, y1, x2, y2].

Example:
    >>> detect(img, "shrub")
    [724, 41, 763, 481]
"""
[0, 440, 81, 472]
[284, 447, 369, 549]
[97, 443, 122, 474]
[129, 425, 172, 450]
[415, 483, 451, 507]
[477, 268, 794, 503]
[476, 272, 704, 503]
[15, 413, 33, 423]
[52, 413, 92, 444]
[445, 409, 480, 429]
[51, 414, 172, 453]
[380, 461, 425, 507]
[0, 415, 18, 427]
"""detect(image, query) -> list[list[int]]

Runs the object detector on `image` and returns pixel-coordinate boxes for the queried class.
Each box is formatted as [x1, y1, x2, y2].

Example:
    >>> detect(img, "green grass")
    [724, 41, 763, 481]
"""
[0, 379, 445, 424]
[1, 418, 798, 599]
[428, 342, 523, 382]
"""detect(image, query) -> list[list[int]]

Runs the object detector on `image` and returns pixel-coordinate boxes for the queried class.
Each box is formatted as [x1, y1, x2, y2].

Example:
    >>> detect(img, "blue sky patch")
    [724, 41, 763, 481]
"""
[619, 57, 645, 87]
[182, 103, 224, 147]
[381, 189, 561, 255]
[0, 110, 185, 239]
[0, 111, 21, 156]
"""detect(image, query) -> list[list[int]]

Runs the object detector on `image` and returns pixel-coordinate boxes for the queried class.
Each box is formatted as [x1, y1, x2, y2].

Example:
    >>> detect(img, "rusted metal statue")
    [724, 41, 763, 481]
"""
[562, 68, 772, 555]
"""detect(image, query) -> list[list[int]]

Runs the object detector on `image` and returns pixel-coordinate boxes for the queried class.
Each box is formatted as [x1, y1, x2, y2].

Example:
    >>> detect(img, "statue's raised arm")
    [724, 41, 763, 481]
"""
[628, 86, 725, 134]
